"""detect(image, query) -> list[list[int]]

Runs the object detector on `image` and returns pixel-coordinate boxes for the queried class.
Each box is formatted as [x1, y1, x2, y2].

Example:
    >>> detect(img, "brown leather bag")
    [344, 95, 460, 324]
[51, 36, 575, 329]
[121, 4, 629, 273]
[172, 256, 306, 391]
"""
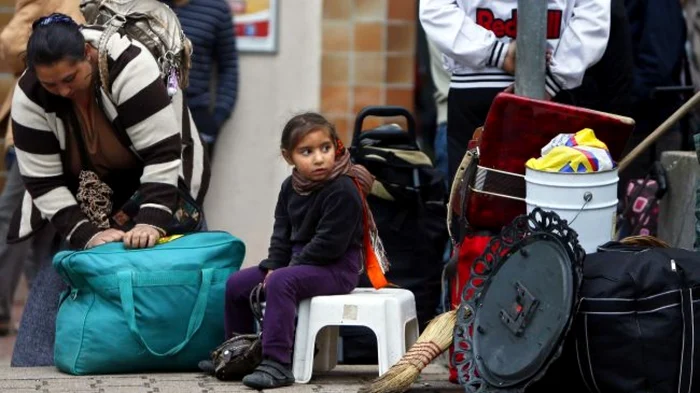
[208, 284, 264, 381]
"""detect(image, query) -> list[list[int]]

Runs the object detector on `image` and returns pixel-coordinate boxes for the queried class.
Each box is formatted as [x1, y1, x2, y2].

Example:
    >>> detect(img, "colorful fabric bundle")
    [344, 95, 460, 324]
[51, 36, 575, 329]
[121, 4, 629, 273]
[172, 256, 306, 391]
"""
[526, 128, 614, 173]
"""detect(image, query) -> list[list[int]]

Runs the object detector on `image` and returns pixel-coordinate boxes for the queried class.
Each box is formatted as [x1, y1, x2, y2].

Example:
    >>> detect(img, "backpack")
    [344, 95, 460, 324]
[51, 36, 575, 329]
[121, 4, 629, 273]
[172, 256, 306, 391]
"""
[340, 106, 448, 364]
[80, 0, 192, 96]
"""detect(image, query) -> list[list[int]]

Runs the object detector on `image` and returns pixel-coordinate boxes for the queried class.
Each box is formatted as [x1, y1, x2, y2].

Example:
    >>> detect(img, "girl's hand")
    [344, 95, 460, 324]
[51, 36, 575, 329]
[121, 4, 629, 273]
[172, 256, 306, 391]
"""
[124, 224, 162, 249]
[86, 228, 125, 249]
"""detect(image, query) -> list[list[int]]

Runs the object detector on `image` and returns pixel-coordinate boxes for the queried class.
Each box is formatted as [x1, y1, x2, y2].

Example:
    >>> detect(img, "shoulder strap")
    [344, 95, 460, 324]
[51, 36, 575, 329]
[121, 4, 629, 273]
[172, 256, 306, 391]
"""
[249, 284, 264, 329]
[97, 18, 124, 95]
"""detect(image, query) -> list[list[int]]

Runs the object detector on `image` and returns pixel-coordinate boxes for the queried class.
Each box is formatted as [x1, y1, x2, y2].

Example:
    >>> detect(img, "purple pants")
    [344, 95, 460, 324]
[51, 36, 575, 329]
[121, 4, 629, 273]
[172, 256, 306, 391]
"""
[224, 247, 361, 364]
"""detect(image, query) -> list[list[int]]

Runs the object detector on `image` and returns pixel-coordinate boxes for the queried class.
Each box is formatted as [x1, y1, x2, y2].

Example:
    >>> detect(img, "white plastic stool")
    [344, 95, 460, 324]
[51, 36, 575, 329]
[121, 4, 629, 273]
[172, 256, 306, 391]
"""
[292, 287, 419, 383]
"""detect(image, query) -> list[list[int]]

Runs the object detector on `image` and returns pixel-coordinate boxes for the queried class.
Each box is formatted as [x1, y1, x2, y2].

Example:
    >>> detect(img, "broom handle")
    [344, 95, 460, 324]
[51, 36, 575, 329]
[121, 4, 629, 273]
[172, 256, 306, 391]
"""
[618, 90, 700, 173]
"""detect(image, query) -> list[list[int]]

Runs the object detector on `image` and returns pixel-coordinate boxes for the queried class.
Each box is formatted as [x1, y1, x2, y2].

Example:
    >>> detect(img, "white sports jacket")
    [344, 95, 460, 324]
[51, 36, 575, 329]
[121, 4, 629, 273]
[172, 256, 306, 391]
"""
[419, 0, 610, 96]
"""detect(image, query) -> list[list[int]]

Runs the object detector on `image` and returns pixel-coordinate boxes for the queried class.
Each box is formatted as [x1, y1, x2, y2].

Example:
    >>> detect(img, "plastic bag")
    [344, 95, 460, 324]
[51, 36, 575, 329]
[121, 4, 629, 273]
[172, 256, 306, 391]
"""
[526, 128, 614, 173]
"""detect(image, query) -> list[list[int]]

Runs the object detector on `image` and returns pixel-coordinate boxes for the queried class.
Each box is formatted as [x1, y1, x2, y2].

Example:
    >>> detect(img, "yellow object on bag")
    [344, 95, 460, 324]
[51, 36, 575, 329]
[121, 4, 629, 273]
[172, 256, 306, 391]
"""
[157, 234, 184, 244]
[526, 128, 614, 173]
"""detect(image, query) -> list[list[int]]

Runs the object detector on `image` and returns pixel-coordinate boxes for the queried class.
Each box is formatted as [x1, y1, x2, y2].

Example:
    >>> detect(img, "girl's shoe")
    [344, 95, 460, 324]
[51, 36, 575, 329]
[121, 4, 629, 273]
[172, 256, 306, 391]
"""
[242, 359, 295, 389]
[198, 360, 215, 375]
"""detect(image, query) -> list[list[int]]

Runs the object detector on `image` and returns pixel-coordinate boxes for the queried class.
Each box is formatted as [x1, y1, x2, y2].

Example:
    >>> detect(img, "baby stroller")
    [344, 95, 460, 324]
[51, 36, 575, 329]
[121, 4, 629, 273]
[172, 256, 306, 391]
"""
[339, 106, 448, 363]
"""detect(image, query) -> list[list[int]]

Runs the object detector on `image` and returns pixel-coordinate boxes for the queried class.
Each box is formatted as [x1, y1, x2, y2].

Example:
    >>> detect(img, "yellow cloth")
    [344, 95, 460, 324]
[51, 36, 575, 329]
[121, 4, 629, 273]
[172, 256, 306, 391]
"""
[526, 128, 614, 173]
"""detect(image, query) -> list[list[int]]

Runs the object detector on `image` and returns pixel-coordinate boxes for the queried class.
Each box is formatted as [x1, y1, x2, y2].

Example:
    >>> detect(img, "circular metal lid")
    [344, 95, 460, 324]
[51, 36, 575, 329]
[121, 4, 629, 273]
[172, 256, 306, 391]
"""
[473, 236, 573, 387]
[453, 208, 584, 393]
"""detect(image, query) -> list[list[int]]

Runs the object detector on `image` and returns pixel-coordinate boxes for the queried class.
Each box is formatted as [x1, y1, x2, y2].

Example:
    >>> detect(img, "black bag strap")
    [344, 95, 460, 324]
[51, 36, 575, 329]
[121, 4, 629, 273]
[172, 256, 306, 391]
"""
[578, 287, 700, 314]
[574, 311, 599, 393]
[249, 283, 264, 330]
[679, 287, 694, 393]
[676, 263, 695, 393]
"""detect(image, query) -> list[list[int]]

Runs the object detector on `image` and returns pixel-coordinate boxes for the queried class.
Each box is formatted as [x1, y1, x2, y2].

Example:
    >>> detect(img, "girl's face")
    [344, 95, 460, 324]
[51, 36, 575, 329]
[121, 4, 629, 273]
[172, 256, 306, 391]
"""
[287, 128, 336, 181]
[35, 45, 94, 100]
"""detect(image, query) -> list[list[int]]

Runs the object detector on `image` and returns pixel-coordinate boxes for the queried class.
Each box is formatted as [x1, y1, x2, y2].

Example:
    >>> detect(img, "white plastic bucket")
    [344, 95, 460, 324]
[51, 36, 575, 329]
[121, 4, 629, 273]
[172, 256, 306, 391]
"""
[525, 168, 619, 254]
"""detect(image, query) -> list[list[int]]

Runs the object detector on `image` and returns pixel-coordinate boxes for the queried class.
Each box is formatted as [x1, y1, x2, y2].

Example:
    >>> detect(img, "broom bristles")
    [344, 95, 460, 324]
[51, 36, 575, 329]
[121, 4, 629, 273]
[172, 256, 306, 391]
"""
[358, 309, 459, 393]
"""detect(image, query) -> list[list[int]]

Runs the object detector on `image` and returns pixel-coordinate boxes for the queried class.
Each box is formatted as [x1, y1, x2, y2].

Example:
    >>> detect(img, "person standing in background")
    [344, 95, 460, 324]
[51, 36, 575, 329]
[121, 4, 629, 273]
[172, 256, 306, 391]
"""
[427, 40, 450, 186]
[162, 0, 239, 158]
[681, 0, 700, 248]
[619, 0, 686, 186]
[0, 0, 84, 337]
[419, 0, 610, 185]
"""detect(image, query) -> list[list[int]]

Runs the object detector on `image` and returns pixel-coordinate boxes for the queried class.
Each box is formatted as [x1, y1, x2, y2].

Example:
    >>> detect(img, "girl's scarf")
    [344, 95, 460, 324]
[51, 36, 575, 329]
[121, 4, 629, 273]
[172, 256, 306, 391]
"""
[291, 139, 390, 289]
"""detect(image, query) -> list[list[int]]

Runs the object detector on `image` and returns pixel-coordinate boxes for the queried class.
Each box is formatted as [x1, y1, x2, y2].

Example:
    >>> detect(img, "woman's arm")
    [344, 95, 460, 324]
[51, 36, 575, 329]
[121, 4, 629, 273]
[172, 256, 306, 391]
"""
[107, 35, 183, 232]
[545, 0, 610, 97]
[212, 1, 238, 130]
[419, 0, 511, 70]
[12, 73, 101, 249]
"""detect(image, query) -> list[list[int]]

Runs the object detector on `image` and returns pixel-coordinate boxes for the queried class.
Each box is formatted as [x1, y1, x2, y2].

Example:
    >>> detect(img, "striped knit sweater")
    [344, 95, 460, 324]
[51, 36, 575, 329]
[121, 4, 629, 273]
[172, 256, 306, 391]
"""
[165, 0, 238, 136]
[9, 27, 210, 249]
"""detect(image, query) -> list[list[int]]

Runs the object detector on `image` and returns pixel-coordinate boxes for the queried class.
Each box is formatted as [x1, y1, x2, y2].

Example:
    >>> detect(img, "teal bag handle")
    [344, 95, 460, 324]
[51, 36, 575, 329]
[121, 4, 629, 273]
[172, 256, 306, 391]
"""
[117, 268, 214, 357]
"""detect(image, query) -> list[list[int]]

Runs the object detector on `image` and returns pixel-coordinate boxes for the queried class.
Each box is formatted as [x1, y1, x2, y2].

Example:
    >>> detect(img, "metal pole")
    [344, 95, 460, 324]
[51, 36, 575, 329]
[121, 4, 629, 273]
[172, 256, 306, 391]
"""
[514, 0, 548, 99]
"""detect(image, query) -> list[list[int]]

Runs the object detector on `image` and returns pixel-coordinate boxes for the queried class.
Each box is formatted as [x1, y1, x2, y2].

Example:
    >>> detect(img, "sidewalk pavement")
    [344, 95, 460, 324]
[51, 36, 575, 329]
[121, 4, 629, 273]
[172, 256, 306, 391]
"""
[0, 364, 461, 393]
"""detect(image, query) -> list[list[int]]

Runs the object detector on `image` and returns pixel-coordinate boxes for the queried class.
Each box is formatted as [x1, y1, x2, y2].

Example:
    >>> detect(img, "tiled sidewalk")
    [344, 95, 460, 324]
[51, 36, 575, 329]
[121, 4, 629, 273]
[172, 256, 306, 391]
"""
[1, 281, 459, 392]
[0, 364, 459, 393]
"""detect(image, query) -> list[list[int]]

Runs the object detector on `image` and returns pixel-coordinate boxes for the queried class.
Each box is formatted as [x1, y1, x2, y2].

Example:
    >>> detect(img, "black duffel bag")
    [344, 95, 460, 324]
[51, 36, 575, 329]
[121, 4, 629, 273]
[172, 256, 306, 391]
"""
[571, 241, 700, 393]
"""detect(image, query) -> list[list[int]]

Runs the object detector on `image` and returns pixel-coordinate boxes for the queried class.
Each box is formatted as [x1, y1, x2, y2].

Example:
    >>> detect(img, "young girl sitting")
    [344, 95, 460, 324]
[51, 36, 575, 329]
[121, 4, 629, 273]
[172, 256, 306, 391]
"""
[224, 112, 389, 389]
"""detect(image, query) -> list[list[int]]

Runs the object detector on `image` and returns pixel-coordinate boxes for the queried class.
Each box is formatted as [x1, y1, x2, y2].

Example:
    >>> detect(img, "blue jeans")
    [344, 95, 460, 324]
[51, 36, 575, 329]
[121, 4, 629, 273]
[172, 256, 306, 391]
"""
[434, 122, 452, 313]
[434, 122, 449, 188]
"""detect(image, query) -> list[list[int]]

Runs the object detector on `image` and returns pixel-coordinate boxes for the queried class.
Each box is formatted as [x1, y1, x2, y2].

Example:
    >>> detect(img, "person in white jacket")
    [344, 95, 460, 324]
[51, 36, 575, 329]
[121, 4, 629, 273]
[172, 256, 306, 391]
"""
[419, 0, 610, 184]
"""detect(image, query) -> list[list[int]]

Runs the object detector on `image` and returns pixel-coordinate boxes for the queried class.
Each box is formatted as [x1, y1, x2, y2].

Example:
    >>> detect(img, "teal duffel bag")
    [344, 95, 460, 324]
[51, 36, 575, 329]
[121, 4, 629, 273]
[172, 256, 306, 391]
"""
[53, 231, 245, 375]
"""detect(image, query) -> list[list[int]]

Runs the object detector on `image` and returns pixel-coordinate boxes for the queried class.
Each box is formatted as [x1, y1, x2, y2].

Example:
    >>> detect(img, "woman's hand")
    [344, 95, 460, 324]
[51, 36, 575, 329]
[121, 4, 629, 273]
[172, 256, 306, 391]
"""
[86, 228, 125, 249]
[123, 224, 162, 249]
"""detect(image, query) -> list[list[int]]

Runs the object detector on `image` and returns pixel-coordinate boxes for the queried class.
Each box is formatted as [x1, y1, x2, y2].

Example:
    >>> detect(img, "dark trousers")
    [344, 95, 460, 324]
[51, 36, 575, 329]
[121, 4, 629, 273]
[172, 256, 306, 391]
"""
[11, 262, 65, 366]
[446, 87, 502, 185]
[0, 164, 58, 327]
[224, 248, 360, 365]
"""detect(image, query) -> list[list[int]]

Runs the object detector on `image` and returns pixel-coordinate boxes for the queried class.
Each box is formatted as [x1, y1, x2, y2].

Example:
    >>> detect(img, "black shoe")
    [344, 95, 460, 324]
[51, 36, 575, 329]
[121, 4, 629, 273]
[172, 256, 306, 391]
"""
[198, 360, 215, 375]
[242, 359, 295, 390]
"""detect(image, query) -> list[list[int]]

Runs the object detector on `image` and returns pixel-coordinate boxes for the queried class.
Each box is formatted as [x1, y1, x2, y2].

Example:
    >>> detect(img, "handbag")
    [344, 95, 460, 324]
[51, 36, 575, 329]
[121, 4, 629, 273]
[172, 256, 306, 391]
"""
[53, 231, 245, 374]
[206, 283, 264, 380]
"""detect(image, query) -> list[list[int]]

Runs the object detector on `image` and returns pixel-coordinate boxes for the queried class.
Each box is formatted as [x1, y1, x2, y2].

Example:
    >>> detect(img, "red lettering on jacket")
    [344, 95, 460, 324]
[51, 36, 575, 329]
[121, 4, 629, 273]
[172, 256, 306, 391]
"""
[476, 9, 563, 39]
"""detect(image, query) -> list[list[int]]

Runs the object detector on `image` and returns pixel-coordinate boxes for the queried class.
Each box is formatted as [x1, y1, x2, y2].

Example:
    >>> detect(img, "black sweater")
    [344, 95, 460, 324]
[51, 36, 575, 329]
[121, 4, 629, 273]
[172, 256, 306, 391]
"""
[259, 175, 364, 270]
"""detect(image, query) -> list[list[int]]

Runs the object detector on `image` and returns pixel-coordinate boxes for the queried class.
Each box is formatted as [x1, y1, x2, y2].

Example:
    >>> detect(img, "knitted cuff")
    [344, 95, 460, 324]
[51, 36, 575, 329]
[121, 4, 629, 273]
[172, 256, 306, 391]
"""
[134, 206, 171, 233]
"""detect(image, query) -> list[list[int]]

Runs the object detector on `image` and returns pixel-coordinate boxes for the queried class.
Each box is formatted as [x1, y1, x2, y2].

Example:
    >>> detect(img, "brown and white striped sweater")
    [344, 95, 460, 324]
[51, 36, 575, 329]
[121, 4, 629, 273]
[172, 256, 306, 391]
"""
[9, 27, 210, 249]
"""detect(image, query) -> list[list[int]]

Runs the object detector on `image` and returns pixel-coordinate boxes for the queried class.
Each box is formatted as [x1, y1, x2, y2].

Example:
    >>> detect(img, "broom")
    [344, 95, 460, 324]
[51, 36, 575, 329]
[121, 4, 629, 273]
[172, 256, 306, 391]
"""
[358, 309, 459, 393]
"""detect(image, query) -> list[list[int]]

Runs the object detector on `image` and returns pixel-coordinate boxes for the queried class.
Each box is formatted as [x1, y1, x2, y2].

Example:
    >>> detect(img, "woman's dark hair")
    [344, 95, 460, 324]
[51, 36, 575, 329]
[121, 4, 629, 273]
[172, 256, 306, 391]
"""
[26, 13, 85, 69]
[280, 112, 340, 151]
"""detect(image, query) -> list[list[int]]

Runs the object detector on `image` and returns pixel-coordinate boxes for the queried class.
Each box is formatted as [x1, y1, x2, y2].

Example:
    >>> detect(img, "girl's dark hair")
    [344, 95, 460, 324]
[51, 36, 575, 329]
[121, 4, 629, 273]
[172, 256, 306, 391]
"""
[26, 13, 85, 70]
[280, 112, 340, 151]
